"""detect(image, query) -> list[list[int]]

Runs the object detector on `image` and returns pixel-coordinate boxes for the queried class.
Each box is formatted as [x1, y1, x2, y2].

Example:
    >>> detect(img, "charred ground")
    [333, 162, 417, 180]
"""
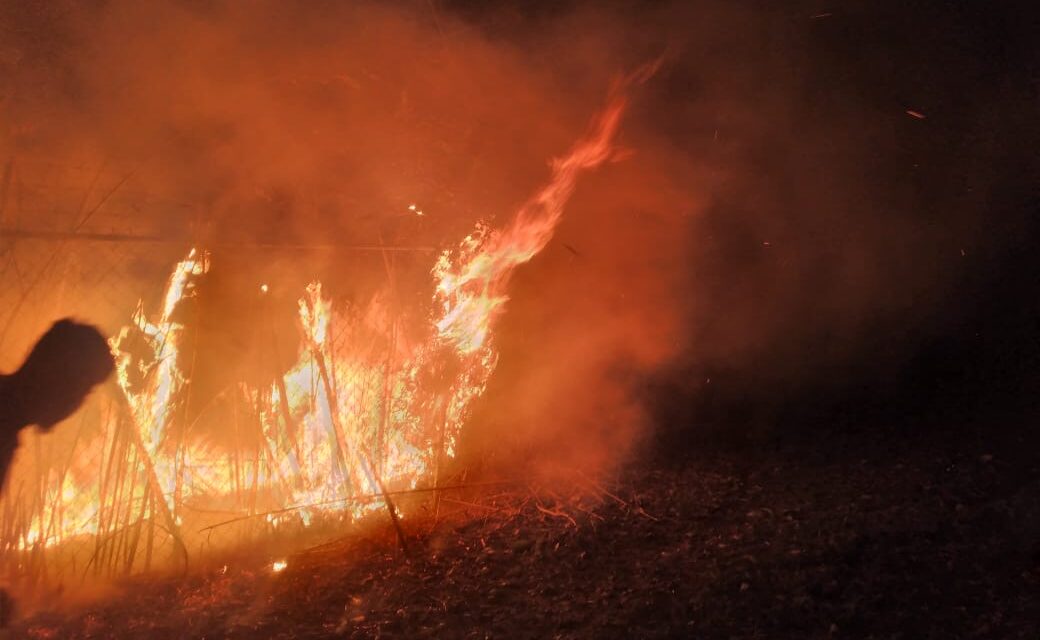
[9, 417, 1038, 639]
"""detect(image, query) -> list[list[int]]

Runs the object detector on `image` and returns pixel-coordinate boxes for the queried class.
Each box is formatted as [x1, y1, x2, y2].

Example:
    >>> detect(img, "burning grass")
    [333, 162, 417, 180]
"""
[0, 67, 659, 596]
[9, 423, 1039, 638]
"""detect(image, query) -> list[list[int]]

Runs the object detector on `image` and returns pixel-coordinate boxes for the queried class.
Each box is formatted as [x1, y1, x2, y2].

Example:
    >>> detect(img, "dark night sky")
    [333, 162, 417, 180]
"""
[669, 0, 1040, 438]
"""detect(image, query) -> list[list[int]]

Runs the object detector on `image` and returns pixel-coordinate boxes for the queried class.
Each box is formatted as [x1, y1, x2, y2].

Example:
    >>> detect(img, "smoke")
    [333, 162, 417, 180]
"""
[0, 0, 683, 473]
[2, 0, 1036, 476]
[449, 0, 1040, 458]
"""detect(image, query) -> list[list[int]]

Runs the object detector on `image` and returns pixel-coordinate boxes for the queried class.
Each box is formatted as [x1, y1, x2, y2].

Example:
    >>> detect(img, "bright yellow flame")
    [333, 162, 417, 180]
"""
[272, 560, 287, 573]
[432, 88, 630, 356]
[11, 74, 644, 554]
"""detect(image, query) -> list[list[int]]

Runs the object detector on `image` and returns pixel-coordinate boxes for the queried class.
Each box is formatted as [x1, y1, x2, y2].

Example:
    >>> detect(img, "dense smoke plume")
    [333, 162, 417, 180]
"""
[0, 0, 692, 474]
[2, 0, 1037, 476]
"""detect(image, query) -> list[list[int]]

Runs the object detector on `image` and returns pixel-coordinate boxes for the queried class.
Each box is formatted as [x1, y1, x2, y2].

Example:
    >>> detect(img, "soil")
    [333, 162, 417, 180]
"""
[7, 421, 1039, 639]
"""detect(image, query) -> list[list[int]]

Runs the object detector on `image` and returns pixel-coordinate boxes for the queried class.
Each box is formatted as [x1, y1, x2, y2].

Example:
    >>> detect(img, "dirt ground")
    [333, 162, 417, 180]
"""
[7, 419, 1039, 639]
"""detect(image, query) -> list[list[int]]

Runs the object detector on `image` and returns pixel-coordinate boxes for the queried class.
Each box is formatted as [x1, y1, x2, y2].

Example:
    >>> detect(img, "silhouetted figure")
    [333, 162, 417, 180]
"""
[0, 319, 114, 490]
[0, 319, 113, 625]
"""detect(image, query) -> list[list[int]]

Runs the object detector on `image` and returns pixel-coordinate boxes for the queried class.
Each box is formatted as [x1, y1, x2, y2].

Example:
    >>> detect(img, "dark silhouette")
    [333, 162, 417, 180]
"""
[0, 319, 114, 626]
[0, 319, 115, 492]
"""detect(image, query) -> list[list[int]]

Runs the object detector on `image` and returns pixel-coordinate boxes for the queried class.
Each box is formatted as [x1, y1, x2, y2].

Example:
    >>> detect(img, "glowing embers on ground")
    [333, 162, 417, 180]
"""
[7, 77, 640, 556]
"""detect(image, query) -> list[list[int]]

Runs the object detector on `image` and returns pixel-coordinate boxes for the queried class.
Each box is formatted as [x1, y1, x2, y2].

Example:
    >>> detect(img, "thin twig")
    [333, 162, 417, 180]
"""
[195, 480, 516, 533]
[535, 503, 578, 528]
[440, 498, 512, 514]
[577, 470, 629, 508]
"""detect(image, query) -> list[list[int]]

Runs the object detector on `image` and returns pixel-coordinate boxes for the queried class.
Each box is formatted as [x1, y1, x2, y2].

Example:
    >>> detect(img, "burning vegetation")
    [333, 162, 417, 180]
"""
[0, 45, 665, 596]
[1, 0, 1039, 637]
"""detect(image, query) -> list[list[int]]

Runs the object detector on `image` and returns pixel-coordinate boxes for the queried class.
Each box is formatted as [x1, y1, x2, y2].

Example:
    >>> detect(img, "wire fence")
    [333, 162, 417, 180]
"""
[0, 158, 456, 594]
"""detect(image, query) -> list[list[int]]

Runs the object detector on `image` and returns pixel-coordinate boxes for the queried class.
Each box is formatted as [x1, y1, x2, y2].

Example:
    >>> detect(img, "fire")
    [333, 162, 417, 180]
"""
[432, 72, 640, 356]
[112, 248, 210, 512]
[2, 72, 648, 565]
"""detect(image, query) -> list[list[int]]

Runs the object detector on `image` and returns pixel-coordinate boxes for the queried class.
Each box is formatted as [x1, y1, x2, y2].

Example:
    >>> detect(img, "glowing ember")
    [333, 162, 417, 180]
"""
[272, 560, 288, 573]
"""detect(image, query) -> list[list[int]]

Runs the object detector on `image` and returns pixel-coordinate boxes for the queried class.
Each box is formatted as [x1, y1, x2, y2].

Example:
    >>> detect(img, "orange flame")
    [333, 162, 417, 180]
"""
[432, 72, 644, 356]
[8, 70, 649, 555]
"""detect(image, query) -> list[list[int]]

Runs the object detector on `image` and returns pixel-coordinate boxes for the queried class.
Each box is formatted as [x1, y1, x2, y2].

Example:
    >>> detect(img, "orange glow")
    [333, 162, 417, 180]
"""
[10, 80, 640, 555]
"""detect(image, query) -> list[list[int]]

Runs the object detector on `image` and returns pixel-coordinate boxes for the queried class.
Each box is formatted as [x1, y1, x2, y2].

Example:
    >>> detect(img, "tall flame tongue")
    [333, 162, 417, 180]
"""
[424, 75, 650, 467]
[10, 69, 651, 556]
[433, 82, 635, 356]
[113, 249, 210, 514]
